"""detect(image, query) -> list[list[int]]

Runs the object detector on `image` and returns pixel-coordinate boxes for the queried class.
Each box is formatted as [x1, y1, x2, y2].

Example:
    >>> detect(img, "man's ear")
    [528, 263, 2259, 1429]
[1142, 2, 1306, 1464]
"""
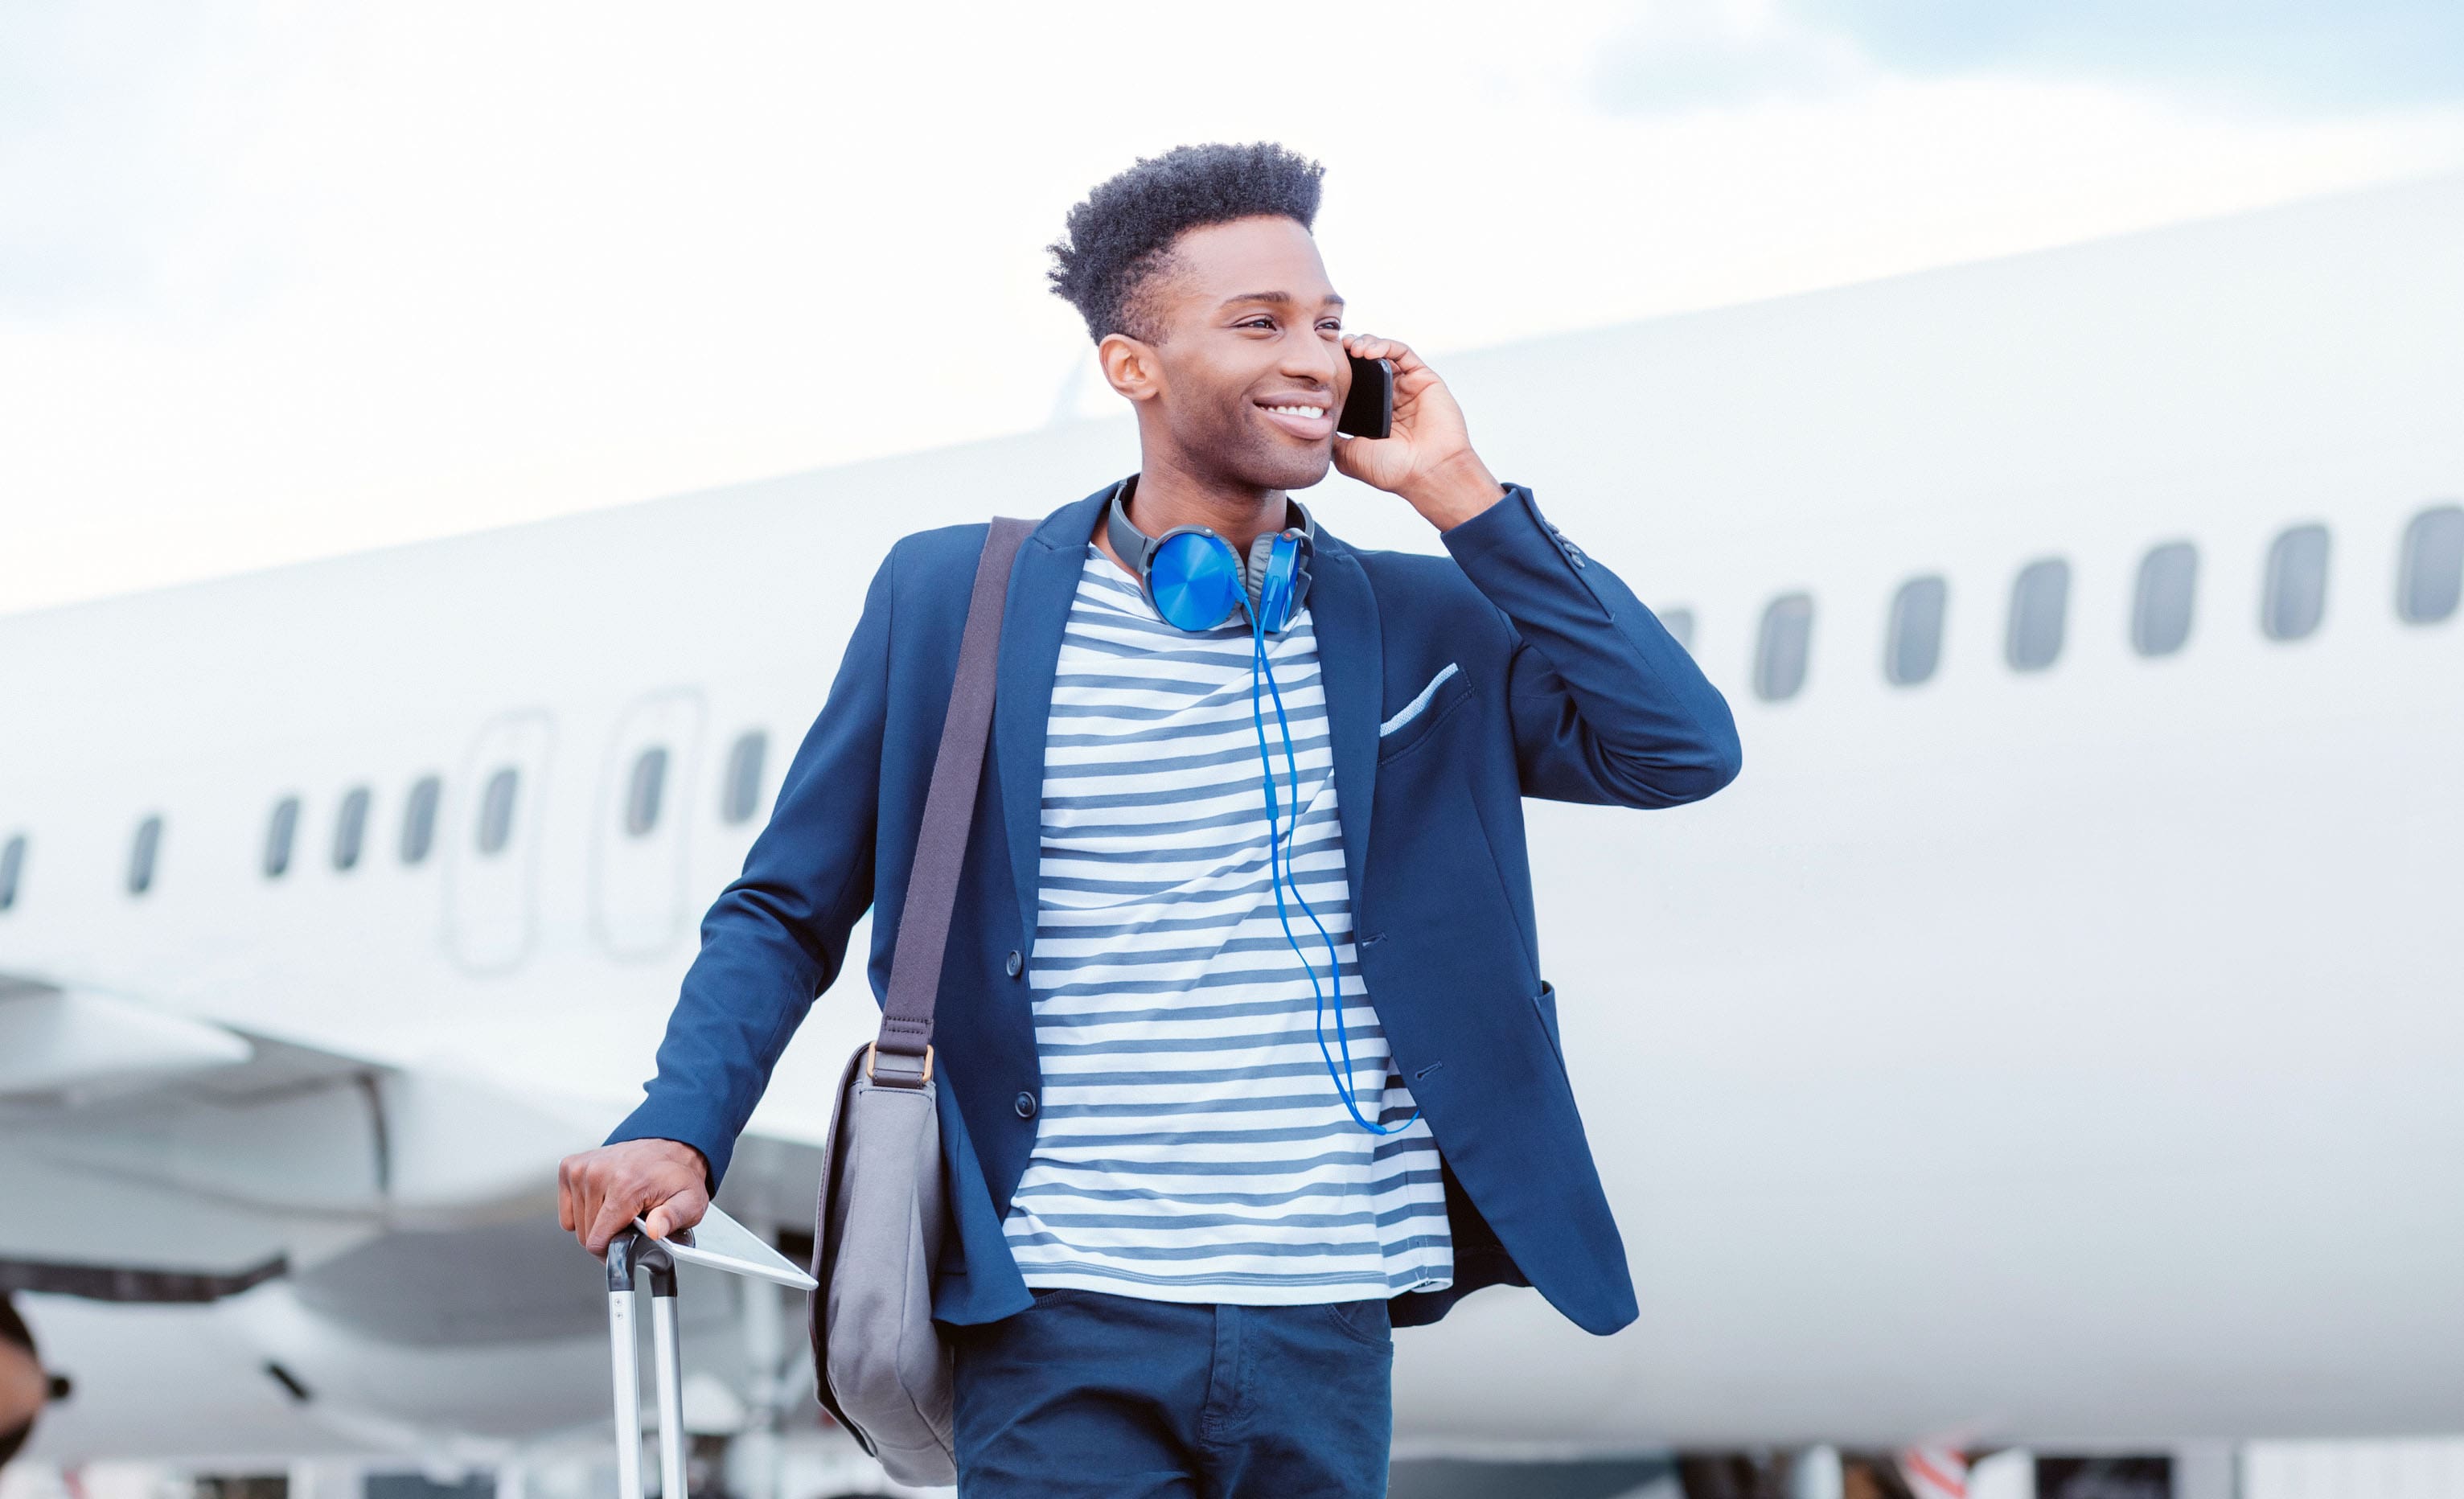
[1099, 332, 1163, 405]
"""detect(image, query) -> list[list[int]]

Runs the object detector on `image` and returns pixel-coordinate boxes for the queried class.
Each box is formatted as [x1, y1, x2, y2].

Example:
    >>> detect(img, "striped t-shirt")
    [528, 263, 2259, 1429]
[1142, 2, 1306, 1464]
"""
[999, 546, 1453, 1304]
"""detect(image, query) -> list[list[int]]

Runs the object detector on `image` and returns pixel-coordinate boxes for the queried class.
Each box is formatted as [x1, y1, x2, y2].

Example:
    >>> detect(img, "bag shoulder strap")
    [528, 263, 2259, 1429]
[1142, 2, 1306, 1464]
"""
[869, 516, 1033, 1085]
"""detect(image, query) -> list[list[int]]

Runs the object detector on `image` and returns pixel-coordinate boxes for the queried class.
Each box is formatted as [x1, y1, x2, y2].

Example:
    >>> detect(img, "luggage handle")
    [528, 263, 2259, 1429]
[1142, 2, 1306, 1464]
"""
[607, 1229, 688, 1499]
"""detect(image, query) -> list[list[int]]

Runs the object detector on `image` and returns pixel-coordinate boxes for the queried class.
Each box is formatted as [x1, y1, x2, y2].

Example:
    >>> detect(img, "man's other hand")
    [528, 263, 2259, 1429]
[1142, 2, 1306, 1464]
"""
[557, 1138, 711, 1256]
[1332, 333, 1504, 532]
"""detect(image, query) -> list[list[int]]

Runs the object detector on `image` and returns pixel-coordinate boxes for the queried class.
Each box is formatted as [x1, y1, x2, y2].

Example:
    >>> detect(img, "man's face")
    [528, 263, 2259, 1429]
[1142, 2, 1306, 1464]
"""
[1139, 216, 1349, 492]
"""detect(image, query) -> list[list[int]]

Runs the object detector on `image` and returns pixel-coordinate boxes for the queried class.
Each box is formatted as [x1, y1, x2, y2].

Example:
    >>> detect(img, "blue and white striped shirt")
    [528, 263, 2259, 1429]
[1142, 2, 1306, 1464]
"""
[1000, 547, 1453, 1304]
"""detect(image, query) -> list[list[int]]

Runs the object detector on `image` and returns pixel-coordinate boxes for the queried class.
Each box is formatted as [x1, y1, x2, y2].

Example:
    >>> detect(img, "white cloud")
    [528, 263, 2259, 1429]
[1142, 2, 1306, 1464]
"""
[0, 2, 273, 314]
[1591, 0, 1871, 113]
[1780, 0, 2464, 113]
[2, 0, 2460, 614]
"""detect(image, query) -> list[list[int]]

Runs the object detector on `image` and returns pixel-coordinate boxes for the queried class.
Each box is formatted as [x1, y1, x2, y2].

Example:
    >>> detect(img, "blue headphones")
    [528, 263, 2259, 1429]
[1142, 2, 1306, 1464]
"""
[1106, 480, 1315, 635]
[1105, 479, 1415, 1136]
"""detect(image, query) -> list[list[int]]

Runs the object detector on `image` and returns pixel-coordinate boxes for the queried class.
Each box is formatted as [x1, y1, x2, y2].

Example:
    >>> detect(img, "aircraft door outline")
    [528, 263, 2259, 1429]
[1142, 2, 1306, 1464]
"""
[592, 688, 705, 962]
[446, 710, 556, 974]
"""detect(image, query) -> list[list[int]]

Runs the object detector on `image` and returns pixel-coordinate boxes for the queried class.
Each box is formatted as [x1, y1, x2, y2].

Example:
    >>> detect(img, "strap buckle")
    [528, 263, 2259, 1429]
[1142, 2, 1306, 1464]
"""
[864, 1042, 934, 1088]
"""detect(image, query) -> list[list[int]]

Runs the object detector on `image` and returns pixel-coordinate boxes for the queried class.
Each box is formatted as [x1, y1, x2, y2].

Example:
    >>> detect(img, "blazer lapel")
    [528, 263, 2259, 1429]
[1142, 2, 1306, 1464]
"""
[995, 490, 1113, 951]
[1308, 540, 1382, 910]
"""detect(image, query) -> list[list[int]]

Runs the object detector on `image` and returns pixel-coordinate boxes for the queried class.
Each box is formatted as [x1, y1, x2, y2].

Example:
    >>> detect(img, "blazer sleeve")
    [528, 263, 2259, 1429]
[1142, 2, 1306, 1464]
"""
[604, 546, 896, 1185]
[1441, 484, 1742, 808]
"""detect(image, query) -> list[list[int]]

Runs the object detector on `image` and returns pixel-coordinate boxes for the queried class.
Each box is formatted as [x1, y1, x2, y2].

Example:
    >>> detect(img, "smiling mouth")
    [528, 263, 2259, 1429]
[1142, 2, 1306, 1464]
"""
[1256, 400, 1334, 439]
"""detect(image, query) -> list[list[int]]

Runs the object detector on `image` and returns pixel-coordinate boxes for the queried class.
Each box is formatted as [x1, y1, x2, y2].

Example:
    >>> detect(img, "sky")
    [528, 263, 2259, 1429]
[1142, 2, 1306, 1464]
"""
[3, 0, 2462, 615]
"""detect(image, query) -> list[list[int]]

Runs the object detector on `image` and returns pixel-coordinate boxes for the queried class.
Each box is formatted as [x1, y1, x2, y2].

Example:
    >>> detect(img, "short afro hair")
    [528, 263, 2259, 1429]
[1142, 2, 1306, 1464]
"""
[1048, 142, 1324, 343]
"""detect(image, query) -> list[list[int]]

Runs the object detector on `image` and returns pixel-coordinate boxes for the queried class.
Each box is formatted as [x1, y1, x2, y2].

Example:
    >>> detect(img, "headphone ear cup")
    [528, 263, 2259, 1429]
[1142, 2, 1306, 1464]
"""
[1253, 533, 1302, 634]
[1244, 532, 1278, 619]
[1150, 530, 1246, 633]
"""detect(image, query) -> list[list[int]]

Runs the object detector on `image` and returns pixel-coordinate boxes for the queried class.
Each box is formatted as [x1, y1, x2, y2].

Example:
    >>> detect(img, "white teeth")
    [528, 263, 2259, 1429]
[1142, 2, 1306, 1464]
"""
[1265, 405, 1326, 419]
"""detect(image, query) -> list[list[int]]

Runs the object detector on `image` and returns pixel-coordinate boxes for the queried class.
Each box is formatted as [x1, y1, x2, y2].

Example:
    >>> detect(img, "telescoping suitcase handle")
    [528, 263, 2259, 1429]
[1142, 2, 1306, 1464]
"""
[607, 1229, 688, 1499]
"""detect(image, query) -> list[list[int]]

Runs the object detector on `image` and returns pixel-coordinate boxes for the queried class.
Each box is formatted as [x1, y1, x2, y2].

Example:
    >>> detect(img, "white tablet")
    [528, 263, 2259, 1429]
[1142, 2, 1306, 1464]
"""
[634, 1205, 819, 1291]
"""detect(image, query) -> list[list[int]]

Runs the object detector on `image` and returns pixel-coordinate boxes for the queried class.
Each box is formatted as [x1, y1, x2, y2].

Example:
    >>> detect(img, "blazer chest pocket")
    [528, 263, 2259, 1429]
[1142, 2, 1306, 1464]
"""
[1377, 663, 1472, 762]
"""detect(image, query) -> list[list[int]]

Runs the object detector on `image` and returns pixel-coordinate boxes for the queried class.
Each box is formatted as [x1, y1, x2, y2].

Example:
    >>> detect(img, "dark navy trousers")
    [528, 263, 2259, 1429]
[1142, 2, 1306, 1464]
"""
[947, 1287, 1395, 1497]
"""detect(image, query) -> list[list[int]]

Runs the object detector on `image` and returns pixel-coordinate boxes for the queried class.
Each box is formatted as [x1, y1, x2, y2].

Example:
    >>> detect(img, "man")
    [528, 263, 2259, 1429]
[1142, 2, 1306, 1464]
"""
[559, 142, 1740, 1496]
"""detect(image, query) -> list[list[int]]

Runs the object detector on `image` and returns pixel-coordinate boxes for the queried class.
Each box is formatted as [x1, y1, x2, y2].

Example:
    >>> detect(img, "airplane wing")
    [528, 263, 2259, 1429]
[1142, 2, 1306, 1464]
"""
[2, 971, 831, 1457]
[0, 971, 823, 1300]
[0, 974, 253, 1101]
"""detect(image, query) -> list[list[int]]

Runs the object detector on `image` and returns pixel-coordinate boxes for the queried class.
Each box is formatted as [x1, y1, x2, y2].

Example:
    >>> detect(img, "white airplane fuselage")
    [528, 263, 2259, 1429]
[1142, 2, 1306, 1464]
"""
[3, 174, 2461, 1461]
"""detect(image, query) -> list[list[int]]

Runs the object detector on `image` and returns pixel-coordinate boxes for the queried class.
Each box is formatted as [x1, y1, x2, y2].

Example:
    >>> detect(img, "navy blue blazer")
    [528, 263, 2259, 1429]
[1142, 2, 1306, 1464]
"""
[610, 482, 1740, 1335]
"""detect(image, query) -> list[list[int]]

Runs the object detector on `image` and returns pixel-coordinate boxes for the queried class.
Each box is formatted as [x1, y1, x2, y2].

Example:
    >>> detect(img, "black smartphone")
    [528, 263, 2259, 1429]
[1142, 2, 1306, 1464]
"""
[1338, 355, 1393, 440]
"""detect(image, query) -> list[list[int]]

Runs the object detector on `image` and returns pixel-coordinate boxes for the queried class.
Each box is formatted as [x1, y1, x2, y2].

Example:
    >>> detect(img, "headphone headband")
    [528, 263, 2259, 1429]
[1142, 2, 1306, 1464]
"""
[1105, 478, 1316, 635]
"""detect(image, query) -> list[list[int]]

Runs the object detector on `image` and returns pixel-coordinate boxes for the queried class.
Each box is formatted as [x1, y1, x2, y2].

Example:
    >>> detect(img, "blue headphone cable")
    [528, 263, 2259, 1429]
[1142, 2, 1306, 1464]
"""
[1245, 607, 1420, 1136]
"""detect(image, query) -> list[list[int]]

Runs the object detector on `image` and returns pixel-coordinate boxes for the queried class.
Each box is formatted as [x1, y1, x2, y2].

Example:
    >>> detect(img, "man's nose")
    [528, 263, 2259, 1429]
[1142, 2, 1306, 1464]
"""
[1281, 335, 1343, 389]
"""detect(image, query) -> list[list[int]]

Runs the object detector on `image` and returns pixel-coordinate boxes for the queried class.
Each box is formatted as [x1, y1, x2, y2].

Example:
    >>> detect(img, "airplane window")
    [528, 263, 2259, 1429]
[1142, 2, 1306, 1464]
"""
[2006, 558, 2070, 671]
[2262, 524, 2331, 641]
[722, 730, 770, 824]
[0, 835, 23, 912]
[2132, 541, 2199, 658]
[400, 775, 442, 864]
[626, 747, 669, 837]
[1753, 593, 1813, 702]
[1885, 575, 1947, 686]
[2397, 503, 2464, 624]
[333, 786, 372, 872]
[477, 768, 520, 856]
[1658, 609, 1695, 654]
[263, 797, 301, 880]
[129, 815, 162, 897]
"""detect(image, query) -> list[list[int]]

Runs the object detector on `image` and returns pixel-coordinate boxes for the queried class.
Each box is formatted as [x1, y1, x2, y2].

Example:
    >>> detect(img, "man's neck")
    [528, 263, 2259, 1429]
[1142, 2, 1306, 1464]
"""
[1125, 450, 1287, 558]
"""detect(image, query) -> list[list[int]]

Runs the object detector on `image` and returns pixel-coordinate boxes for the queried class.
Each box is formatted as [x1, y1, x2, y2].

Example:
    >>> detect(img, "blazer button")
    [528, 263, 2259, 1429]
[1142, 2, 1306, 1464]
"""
[1013, 1090, 1038, 1119]
[1005, 949, 1025, 979]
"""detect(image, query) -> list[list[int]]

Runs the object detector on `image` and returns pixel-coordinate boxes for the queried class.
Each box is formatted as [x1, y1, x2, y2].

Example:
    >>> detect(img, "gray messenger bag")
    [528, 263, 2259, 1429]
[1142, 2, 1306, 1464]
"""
[807, 516, 1030, 1487]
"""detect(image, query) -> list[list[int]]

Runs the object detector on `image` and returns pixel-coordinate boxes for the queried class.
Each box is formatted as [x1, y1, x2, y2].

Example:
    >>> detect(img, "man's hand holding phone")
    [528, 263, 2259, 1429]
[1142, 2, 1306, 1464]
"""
[1333, 333, 1505, 532]
[557, 1137, 711, 1256]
